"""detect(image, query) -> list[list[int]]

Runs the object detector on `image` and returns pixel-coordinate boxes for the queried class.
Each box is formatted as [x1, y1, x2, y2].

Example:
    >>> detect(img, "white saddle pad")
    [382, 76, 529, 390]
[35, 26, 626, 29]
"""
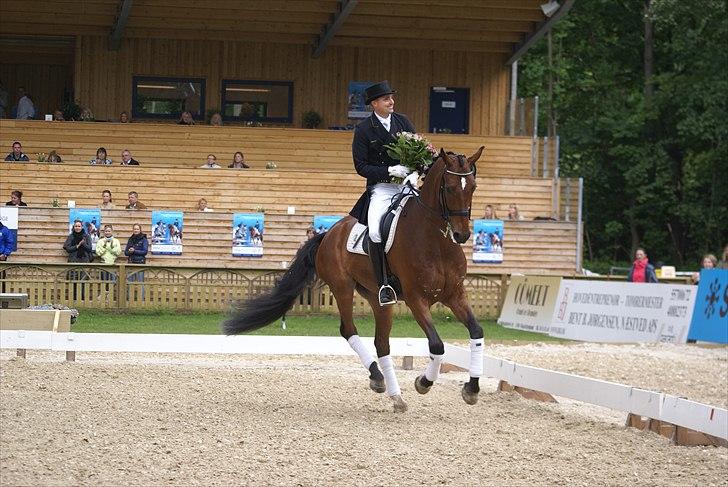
[346, 194, 412, 255]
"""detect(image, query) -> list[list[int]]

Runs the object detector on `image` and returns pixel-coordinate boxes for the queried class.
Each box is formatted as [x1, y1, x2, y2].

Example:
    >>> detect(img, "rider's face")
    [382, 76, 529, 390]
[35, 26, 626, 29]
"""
[371, 95, 394, 117]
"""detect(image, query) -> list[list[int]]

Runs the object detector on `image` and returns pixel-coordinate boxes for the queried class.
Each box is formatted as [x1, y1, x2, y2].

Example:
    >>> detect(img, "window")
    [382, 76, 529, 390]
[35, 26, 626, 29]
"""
[132, 76, 206, 120]
[221, 80, 293, 123]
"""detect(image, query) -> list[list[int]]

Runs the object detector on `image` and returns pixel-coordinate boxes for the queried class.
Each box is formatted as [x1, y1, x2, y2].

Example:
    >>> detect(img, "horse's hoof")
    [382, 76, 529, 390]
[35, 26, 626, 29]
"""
[391, 395, 408, 413]
[369, 378, 386, 394]
[461, 384, 479, 405]
[414, 375, 432, 395]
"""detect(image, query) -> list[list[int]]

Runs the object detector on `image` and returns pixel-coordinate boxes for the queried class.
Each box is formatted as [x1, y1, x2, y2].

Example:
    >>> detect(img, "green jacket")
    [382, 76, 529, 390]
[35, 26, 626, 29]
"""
[95, 237, 121, 264]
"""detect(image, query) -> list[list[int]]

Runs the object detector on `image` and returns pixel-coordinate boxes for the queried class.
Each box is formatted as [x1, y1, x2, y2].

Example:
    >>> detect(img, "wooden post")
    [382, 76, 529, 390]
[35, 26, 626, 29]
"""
[401, 356, 413, 370]
[117, 263, 127, 310]
[65, 351, 76, 362]
[497, 380, 557, 403]
[16, 349, 26, 358]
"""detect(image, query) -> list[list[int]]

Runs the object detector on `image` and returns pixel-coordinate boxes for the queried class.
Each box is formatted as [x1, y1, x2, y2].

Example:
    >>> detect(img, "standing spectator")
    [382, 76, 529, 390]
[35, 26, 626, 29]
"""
[100, 189, 115, 209]
[507, 203, 524, 221]
[120, 149, 140, 165]
[4, 141, 29, 162]
[178, 111, 195, 125]
[0, 220, 14, 261]
[692, 254, 718, 284]
[627, 248, 658, 283]
[95, 224, 121, 264]
[210, 113, 223, 126]
[196, 198, 213, 212]
[6, 190, 27, 207]
[63, 220, 93, 263]
[90, 147, 112, 165]
[52, 110, 65, 121]
[15, 87, 35, 120]
[119, 111, 130, 123]
[0, 80, 7, 118]
[228, 151, 250, 168]
[483, 205, 498, 219]
[125, 223, 148, 264]
[125, 191, 147, 210]
[200, 154, 221, 168]
[47, 150, 63, 163]
[719, 245, 728, 269]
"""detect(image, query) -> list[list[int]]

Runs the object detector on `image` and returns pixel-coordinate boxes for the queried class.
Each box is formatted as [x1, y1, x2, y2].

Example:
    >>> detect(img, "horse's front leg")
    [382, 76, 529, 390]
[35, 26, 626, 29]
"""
[406, 299, 446, 397]
[444, 293, 484, 405]
[367, 296, 407, 413]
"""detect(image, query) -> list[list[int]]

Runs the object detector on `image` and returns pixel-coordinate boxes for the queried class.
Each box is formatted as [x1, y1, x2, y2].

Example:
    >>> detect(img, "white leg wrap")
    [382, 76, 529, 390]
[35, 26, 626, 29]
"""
[424, 354, 444, 382]
[469, 338, 485, 378]
[379, 355, 401, 397]
[347, 335, 375, 370]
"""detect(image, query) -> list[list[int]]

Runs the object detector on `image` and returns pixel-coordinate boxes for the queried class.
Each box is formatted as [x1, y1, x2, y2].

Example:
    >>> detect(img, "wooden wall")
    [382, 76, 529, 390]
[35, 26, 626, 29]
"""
[74, 35, 510, 134]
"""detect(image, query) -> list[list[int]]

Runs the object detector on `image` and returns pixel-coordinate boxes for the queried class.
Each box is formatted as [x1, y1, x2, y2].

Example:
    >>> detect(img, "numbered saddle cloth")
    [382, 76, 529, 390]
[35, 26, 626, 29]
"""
[346, 194, 413, 255]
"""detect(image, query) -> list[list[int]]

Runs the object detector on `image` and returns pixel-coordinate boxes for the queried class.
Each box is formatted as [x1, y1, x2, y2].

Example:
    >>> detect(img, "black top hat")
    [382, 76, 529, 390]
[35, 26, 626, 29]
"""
[365, 81, 396, 105]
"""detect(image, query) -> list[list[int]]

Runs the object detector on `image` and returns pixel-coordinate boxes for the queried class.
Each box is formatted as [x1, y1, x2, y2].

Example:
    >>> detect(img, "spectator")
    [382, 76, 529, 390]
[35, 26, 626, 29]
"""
[507, 203, 524, 221]
[306, 226, 316, 241]
[119, 111, 130, 123]
[47, 150, 63, 163]
[483, 204, 498, 219]
[125, 191, 147, 210]
[95, 224, 121, 264]
[15, 87, 35, 120]
[718, 245, 728, 269]
[210, 112, 223, 126]
[63, 219, 93, 263]
[53, 110, 65, 121]
[0, 80, 7, 118]
[6, 190, 27, 207]
[125, 223, 148, 264]
[178, 111, 195, 125]
[100, 189, 115, 209]
[4, 141, 29, 162]
[79, 106, 94, 121]
[228, 151, 250, 168]
[627, 248, 658, 283]
[200, 154, 221, 169]
[120, 149, 140, 165]
[0, 220, 14, 261]
[692, 254, 718, 284]
[90, 147, 112, 165]
[196, 198, 213, 212]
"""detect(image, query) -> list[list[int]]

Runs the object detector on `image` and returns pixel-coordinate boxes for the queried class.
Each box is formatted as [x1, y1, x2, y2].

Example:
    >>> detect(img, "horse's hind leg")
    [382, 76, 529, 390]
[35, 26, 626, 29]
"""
[444, 292, 484, 405]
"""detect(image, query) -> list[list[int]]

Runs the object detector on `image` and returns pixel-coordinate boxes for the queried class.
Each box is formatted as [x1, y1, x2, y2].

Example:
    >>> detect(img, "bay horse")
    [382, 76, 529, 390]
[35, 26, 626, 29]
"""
[223, 147, 486, 412]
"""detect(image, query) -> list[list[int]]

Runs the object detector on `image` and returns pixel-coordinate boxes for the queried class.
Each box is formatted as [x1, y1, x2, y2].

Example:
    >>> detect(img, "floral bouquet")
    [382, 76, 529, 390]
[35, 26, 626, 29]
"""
[384, 132, 437, 184]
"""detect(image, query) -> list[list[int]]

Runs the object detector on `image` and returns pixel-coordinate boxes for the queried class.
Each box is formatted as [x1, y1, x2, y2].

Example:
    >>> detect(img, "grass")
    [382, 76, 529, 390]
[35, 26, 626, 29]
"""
[72, 309, 565, 343]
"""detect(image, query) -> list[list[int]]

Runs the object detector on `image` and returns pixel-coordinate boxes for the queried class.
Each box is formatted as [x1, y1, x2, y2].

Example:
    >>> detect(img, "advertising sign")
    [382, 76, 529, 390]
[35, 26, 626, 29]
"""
[232, 213, 264, 257]
[313, 215, 343, 234]
[497, 275, 563, 333]
[687, 269, 728, 344]
[0, 207, 18, 252]
[472, 219, 503, 263]
[151, 210, 183, 255]
[348, 81, 374, 119]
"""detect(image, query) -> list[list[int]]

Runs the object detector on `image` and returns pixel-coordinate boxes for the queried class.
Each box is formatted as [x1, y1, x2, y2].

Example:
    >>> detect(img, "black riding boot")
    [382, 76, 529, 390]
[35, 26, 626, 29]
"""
[368, 239, 397, 306]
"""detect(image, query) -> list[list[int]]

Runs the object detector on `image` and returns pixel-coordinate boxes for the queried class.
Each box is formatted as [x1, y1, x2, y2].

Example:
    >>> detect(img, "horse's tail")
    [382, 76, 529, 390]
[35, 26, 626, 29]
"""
[222, 232, 325, 334]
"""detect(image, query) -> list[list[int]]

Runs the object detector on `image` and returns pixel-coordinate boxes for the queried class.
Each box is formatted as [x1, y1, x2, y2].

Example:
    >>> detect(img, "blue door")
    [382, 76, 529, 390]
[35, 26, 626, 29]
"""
[429, 87, 469, 134]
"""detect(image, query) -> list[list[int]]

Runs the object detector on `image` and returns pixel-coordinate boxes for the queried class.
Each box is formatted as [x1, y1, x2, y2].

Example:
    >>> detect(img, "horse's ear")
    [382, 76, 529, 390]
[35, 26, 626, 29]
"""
[438, 148, 447, 160]
[468, 146, 485, 164]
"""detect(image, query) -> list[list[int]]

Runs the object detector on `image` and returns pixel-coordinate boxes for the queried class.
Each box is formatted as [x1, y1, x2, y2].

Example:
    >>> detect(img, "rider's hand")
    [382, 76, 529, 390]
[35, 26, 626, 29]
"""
[388, 165, 410, 179]
[402, 171, 420, 187]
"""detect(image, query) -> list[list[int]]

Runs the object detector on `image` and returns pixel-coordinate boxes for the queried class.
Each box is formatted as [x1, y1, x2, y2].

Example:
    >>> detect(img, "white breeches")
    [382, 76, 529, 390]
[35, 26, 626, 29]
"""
[368, 183, 407, 243]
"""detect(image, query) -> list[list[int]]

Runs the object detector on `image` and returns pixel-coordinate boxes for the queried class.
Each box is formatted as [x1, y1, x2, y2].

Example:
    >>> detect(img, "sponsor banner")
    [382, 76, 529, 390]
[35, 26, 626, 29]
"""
[151, 210, 183, 255]
[688, 269, 728, 344]
[69, 208, 101, 251]
[472, 219, 503, 263]
[550, 280, 696, 343]
[347, 81, 374, 119]
[497, 275, 562, 333]
[0, 206, 18, 252]
[313, 215, 343, 234]
[232, 213, 264, 257]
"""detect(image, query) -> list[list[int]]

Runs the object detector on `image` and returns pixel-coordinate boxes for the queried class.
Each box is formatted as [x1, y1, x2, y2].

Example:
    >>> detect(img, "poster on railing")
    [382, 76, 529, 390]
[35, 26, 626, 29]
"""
[0, 207, 18, 252]
[68, 208, 101, 251]
[232, 213, 264, 257]
[687, 269, 728, 344]
[151, 210, 183, 255]
[313, 215, 343, 234]
[498, 275, 562, 333]
[348, 81, 374, 119]
[549, 280, 696, 343]
[472, 219, 504, 263]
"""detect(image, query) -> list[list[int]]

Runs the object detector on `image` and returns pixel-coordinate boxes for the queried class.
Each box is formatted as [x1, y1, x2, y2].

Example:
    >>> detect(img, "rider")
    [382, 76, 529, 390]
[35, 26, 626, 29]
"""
[350, 81, 419, 306]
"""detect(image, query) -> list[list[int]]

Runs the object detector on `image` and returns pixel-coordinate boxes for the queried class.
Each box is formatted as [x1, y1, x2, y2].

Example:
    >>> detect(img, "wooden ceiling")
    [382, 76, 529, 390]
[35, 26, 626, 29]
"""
[0, 0, 556, 56]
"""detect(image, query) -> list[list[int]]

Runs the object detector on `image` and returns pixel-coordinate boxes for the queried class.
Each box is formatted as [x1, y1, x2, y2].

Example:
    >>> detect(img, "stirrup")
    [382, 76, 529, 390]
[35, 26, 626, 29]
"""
[378, 284, 397, 306]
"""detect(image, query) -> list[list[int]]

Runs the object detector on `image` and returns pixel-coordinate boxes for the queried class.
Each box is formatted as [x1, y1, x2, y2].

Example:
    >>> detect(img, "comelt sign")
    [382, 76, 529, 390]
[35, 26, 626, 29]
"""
[497, 276, 562, 333]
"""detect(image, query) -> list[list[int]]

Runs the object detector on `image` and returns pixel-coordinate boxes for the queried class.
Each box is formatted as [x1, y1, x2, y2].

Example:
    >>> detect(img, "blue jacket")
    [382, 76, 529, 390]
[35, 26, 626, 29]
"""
[0, 224, 14, 256]
[125, 233, 148, 264]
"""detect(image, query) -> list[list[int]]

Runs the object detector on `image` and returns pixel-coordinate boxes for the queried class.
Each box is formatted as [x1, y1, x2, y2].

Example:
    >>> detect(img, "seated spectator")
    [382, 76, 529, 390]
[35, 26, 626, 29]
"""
[306, 226, 316, 241]
[63, 219, 93, 263]
[200, 154, 221, 169]
[100, 189, 115, 209]
[90, 147, 112, 165]
[210, 112, 223, 126]
[53, 110, 65, 121]
[228, 151, 250, 168]
[125, 191, 147, 210]
[692, 254, 718, 284]
[6, 190, 27, 207]
[507, 203, 524, 221]
[15, 87, 35, 120]
[178, 111, 195, 125]
[196, 198, 213, 212]
[627, 248, 658, 283]
[119, 111, 130, 123]
[95, 224, 121, 264]
[0, 219, 14, 261]
[4, 141, 29, 162]
[47, 150, 63, 163]
[79, 106, 94, 121]
[483, 204, 498, 219]
[125, 223, 149, 264]
[120, 149, 140, 165]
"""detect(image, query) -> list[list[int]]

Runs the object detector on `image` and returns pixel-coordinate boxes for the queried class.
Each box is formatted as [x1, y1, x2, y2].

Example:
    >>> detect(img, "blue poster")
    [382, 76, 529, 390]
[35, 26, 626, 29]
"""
[687, 269, 728, 344]
[313, 215, 343, 234]
[348, 81, 374, 119]
[472, 219, 503, 263]
[151, 210, 183, 255]
[0, 207, 18, 252]
[232, 213, 264, 257]
[69, 208, 102, 251]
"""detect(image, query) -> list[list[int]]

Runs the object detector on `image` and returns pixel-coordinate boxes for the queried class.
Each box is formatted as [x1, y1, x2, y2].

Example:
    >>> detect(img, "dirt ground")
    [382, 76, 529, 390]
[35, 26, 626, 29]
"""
[1, 343, 727, 486]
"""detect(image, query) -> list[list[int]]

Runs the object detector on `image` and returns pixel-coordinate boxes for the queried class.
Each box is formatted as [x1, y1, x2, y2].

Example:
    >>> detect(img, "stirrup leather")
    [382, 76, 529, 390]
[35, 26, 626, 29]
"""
[378, 284, 397, 306]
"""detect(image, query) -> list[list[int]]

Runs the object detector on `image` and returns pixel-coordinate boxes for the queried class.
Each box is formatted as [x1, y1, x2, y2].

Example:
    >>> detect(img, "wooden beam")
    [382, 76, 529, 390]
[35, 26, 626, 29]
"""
[312, 0, 357, 58]
[506, 0, 575, 65]
[108, 0, 133, 51]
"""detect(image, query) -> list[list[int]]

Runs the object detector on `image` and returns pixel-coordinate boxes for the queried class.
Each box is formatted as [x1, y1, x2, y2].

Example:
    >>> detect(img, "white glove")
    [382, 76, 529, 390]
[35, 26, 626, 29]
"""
[402, 171, 420, 187]
[388, 164, 410, 179]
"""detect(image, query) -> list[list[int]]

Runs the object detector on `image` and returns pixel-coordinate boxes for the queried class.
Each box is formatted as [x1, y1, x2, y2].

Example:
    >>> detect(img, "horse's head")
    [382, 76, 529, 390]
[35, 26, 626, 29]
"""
[423, 146, 484, 244]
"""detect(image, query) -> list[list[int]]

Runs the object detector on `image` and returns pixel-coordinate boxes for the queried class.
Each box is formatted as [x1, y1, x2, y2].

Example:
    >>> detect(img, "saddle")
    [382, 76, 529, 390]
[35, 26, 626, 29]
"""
[346, 192, 413, 256]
